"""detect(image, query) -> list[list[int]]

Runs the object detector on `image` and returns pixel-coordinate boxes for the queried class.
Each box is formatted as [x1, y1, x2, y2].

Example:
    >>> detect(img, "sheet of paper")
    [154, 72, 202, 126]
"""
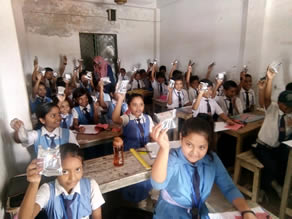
[214, 122, 230, 132]
[177, 106, 193, 114]
[79, 125, 100, 134]
[283, 140, 292, 148]
[145, 141, 181, 159]
[232, 113, 264, 123]
[225, 123, 244, 131]
[209, 206, 270, 219]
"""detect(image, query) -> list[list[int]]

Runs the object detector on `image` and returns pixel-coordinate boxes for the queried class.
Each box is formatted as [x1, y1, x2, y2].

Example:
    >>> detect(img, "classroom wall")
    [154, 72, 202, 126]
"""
[0, 0, 33, 217]
[14, 0, 160, 85]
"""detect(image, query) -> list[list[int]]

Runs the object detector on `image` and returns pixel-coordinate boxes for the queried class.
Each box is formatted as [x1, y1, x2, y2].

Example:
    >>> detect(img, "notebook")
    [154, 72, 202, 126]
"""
[145, 140, 181, 159]
[231, 113, 264, 123]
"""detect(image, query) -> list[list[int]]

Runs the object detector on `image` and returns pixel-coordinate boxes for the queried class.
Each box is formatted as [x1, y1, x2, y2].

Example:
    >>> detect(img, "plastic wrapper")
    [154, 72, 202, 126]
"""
[209, 62, 216, 67]
[38, 146, 62, 177]
[169, 79, 175, 88]
[171, 60, 178, 65]
[116, 80, 130, 94]
[53, 71, 58, 77]
[39, 67, 46, 76]
[154, 109, 176, 130]
[64, 73, 72, 82]
[57, 86, 65, 96]
[85, 71, 92, 80]
[200, 82, 209, 92]
[216, 72, 226, 80]
[188, 60, 195, 66]
[10, 119, 28, 143]
[101, 77, 111, 85]
[269, 61, 282, 74]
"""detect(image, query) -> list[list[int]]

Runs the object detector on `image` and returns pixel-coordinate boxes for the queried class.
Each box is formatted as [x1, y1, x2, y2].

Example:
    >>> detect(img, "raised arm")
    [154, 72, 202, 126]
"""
[18, 160, 42, 219]
[32, 57, 39, 84]
[212, 79, 223, 98]
[33, 73, 43, 98]
[264, 68, 276, 109]
[186, 63, 192, 89]
[206, 63, 215, 80]
[98, 81, 107, 109]
[192, 86, 204, 110]
[59, 55, 67, 77]
[168, 62, 177, 80]
[167, 87, 174, 105]
[112, 93, 125, 125]
[257, 79, 267, 108]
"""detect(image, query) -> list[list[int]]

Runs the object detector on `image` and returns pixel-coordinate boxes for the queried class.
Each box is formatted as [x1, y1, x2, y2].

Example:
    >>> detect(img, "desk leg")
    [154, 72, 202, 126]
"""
[279, 149, 292, 219]
[235, 136, 243, 156]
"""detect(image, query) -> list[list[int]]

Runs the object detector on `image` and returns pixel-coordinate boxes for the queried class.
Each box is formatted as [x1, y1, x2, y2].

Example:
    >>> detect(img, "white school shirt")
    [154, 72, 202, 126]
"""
[35, 178, 105, 219]
[257, 102, 292, 147]
[167, 89, 189, 109]
[188, 87, 198, 103]
[118, 73, 130, 81]
[192, 97, 223, 117]
[131, 79, 145, 90]
[152, 80, 168, 98]
[120, 113, 154, 132]
[61, 113, 74, 127]
[72, 104, 92, 119]
[215, 95, 243, 116]
[239, 88, 255, 111]
[22, 127, 79, 147]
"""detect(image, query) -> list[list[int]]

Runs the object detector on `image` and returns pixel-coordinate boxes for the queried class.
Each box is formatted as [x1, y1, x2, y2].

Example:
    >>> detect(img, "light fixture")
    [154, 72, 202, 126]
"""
[114, 0, 127, 5]
[106, 9, 116, 22]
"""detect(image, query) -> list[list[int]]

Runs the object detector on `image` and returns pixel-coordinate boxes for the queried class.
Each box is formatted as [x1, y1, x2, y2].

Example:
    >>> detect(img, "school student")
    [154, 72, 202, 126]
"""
[10, 102, 78, 155]
[78, 70, 94, 95]
[30, 72, 53, 114]
[239, 73, 256, 112]
[192, 79, 235, 125]
[186, 63, 199, 103]
[112, 93, 153, 202]
[151, 63, 168, 99]
[72, 87, 99, 132]
[117, 68, 129, 81]
[18, 143, 104, 219]
[56, 95, 73, 129]
[131, 71, 145, 90]
[253, 69, 292, 198]
[151, 117, 256, 219]
[216, 80, 243, 116]
[167, 74, 190, 109]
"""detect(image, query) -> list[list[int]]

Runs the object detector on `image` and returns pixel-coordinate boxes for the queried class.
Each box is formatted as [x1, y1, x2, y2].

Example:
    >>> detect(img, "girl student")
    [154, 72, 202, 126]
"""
[151, 117, 257, 219]
[18, 143, 104, 219]
[56, 94, 74, 129]
[72, 87, 99, 132]
[112, 93, 154, 202]
[10, 102, 79, 155]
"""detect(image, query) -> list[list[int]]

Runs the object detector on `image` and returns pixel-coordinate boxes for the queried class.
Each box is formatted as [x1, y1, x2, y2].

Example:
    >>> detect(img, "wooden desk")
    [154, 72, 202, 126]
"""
[83, 151, 154, 194]
[152, 98, 168, 113]
[176, 106, 193, 120]
[279, 144, 292, 219]
[77, 129, 122, 149]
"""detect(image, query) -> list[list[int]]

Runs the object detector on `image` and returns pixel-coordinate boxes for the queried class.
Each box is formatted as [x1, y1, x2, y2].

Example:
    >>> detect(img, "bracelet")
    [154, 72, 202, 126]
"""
[241, 210, 256, 217]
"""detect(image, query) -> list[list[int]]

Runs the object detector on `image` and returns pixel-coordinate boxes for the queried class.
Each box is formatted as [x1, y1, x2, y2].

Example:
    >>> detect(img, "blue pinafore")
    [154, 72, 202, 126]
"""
[73, 104, 94, 125]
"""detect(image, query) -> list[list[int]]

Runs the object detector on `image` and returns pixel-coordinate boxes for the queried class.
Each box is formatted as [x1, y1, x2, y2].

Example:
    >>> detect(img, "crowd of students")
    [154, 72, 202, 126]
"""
[9, 55, 292, 219]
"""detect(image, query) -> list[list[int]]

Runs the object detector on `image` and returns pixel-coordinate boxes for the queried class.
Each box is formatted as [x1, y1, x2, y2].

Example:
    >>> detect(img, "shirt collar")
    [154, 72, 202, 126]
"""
[177, 147, 212, 166]
[80, 104, 90, 111]
[241, 88, 250, 93]
[41, 127, 61, 137]
[129, 113, 144, 121]
[55, 179, 81, 196]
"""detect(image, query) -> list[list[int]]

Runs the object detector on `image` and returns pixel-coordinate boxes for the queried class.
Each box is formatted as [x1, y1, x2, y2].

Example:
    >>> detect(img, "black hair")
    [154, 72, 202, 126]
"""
[172, 70, 183, 79]
[190, 75, 199, 84]
[139, 69, 146, 74]
[35, 102, 58, 120]
[200, 79, 213, 87]
[245, 74, 252, 79]
[38, 82, 46, 88]
[156, 72, 165, 79]
[135, 71, 142, 76]
[181, 116, 215, 160]
[223, 80, 238, 90]
[45, 67, 53, 72]
[159, 65, 166, 73]
[73, 87, 93, 106]
[56, 77, 66, 87]
[173, 73, 183, 82]
[286, 82, 292, 91]
[79, 70, 87, 81]
[127, 93, 144, 105]
[60, 143, 84, 162]
[120, 68, 126, 73]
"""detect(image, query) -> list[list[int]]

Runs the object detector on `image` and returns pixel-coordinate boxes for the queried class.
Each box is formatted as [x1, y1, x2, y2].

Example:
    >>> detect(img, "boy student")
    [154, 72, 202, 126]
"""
[216, 80, 243, 116]
[239, 72, 255, 112]
[253, 69, 292, 198]
[192, 79, 235, 125]
[131, 70, 145, 90]
[151, 63, 168, 99]
[186, 62, 199, 103]
[167, 74, 190, 109]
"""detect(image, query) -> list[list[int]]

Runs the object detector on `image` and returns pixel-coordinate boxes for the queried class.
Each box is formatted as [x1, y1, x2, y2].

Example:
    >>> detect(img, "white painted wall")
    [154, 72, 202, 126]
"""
[16, 0, 160, 80]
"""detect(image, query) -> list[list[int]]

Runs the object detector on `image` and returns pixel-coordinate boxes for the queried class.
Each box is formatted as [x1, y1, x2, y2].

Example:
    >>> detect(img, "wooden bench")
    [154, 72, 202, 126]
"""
[233, 150, 264, 202]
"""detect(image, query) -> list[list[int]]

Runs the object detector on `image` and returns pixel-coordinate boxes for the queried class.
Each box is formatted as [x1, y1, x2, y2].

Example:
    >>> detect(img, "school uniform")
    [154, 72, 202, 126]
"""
[152, 80, 168, 99]
[253, 102, 292, 189]
[118, 74, 130, 81]
[22, 127, 79, 154]
[167, 89, 189, 109]
[188, 87, 198, 103]
[215, 95, 243, 116]
[107, 99, 128, 121]
[72, 104, 95, 125]
[79, 83, 94, 95]
[239, 88, 255, 112]
[121, 113, 154, 151]
[60, 113, 73, 129]
[151, 148, 243, 219]
[36, 178, 105, 219]
[30, 95, 53, 114]
[131, 79, 145, 90]
[192, 97, 223, 117]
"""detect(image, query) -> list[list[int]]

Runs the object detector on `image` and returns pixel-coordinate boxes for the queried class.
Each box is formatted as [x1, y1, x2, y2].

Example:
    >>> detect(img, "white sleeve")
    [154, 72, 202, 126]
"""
[183, 90, 189, 104]
[120, 114, 130, 126]
[22, 130, 38, 147]
[235, 97, 243, 114]
[72, 108, 79, 119]
[214, 101, 224, 115]
[35, 183, 50, 209]
[69, 130, 79, 146]
[90, 179, 105, 210]
[148, 115, 154, 133]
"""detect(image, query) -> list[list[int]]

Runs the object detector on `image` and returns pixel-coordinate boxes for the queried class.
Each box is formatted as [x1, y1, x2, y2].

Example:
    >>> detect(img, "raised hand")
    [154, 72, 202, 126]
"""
[63, 55, 67, 65]
[26, 159, 43, 183]
[10, 118, 24, 131]
[33, 56, 38, 69]
[266, 67, 276, 80]
[151, 124, 169, 150]
[257, 80, 266, 90]
[115, 92, 126, 101]
[57, 94, 66, 103]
